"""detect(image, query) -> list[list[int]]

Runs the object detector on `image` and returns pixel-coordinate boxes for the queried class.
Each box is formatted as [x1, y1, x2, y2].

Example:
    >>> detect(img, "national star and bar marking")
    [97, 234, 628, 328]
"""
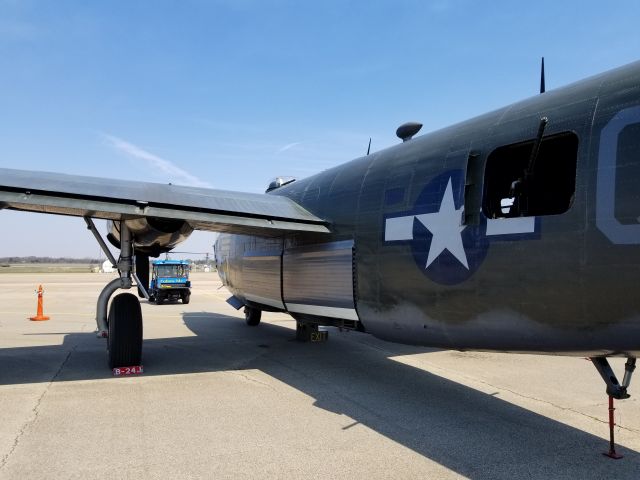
[383, 171, 538, 284]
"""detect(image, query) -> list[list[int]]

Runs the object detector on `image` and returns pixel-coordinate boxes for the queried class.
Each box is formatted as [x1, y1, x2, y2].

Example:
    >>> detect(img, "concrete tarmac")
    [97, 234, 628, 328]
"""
[0, 272, 639, 479]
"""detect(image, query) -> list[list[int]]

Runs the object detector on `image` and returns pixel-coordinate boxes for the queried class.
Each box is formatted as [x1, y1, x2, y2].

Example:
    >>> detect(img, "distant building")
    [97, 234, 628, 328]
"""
[101, 260, 115, 273]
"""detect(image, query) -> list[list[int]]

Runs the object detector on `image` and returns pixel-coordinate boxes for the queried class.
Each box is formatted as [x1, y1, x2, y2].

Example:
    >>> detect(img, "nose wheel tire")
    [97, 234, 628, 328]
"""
[245, 306, 261, 326]
[108, 293, 143, 368]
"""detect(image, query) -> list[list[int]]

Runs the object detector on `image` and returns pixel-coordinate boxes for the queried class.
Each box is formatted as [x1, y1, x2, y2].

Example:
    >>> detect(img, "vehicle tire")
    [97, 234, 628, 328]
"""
[182, 292, 190, 304]
[244, 306, 261, 326]
[108, 293, 143, 369]
[155, 294, 163, 305]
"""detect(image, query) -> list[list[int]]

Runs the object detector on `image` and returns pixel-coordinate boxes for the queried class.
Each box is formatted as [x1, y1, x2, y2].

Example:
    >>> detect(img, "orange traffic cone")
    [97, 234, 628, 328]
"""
[30, 285, 50, 321]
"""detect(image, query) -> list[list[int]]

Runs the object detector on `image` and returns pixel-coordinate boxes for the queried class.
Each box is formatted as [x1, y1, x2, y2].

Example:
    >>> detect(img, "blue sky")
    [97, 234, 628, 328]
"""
[1, 0, 639, 257]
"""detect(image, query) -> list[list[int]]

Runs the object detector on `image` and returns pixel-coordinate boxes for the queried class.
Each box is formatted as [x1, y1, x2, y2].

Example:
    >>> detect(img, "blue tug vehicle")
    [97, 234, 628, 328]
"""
[148, 259, 191, 304]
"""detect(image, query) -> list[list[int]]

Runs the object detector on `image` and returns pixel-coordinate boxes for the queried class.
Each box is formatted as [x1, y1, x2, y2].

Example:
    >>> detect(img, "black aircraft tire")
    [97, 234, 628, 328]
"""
[108, 293, 143, 369]
[245, 306, 261, 326]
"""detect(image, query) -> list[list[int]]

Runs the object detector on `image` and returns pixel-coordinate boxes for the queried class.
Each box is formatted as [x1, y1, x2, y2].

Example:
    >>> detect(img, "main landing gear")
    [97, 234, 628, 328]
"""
[590, 356, 637, 459]
[244, 306, 262, 326]
[108, 293, 143, 368]
[85, 218, 148, 370]
[242, 305, 328, 343]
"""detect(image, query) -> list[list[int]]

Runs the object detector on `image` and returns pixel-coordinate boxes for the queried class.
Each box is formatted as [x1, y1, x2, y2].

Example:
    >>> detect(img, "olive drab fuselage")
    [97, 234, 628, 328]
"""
[216, 61, 640, 356]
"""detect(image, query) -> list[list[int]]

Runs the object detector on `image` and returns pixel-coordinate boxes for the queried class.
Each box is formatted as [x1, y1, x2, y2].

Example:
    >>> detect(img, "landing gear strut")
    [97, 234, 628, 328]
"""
[590, 356, 637, 459]
[85, 217, 147, 369]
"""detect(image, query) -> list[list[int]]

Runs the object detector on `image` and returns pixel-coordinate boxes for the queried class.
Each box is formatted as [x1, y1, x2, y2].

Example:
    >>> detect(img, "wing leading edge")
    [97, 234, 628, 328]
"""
[0, 168, 330, 236]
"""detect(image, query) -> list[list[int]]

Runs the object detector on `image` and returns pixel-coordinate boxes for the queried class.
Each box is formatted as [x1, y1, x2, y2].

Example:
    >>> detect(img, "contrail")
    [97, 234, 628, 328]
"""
[276, 142, 301, 154]
[102, 133, 211, 188]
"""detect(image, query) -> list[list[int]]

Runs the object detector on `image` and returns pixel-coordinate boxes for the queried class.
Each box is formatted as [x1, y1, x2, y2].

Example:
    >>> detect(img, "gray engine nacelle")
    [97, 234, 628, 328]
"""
[107, 218, 193, 257]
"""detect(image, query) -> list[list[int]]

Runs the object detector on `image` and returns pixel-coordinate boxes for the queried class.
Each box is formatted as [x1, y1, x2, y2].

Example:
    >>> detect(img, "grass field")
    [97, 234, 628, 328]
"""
[0, 263, 215, 274]
[0, 263, 99, 273]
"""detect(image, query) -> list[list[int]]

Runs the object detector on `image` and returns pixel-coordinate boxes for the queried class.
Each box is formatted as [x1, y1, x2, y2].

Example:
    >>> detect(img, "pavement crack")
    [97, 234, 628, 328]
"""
[338, 338, 640, 435]
[229, 371, 276, 391]
[0, 346, 77, 471]
[487, 383, 640, 433]
[420, 361, 640, 434]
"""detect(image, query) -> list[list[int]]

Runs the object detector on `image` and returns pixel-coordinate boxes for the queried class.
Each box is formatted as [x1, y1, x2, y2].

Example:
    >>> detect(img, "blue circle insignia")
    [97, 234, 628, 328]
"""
[409, 170, 489, 285]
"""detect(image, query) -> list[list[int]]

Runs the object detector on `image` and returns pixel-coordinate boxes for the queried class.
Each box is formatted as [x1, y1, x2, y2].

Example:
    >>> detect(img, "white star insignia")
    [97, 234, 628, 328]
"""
[415, 178, 469, 269]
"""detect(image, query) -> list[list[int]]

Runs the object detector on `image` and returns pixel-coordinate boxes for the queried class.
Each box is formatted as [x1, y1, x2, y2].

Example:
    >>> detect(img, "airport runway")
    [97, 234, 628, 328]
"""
[0, 272, 639, 479]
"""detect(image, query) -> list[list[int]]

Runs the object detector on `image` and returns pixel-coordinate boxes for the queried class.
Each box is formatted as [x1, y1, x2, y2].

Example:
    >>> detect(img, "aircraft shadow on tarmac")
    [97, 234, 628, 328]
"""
[1, 311, 639, 479]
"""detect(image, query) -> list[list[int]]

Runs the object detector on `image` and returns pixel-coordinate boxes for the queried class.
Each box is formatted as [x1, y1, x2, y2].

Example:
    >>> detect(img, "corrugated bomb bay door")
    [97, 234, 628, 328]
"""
[283, 240, 359, 322]
[241, 249, 285, 310]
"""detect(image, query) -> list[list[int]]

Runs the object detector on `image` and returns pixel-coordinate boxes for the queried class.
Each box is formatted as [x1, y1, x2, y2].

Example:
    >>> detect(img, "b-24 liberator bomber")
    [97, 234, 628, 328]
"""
[1, 61, 639, 436]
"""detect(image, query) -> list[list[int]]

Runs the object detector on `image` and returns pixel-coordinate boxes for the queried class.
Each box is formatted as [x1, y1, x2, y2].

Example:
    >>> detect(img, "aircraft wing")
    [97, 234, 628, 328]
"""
[0, 168, 330, 235]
